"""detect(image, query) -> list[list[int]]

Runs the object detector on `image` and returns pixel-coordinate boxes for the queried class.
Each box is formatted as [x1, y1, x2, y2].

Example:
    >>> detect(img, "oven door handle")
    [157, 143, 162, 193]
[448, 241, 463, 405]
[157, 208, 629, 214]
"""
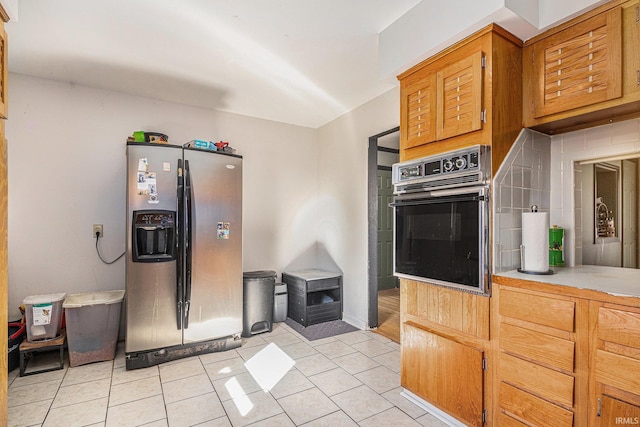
[389, 186, 489, 207]
[428, 186, 488, 198]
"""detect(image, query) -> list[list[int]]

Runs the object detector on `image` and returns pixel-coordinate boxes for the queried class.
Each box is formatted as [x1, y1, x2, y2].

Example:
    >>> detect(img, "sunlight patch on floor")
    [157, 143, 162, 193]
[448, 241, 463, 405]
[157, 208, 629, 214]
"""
[246, 343, 295, 391]
[225, 376, 255, 416]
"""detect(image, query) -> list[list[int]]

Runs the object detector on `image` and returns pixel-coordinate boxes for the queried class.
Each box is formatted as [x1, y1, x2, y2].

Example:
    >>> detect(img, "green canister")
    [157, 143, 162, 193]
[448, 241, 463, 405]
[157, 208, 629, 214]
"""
[549, 225, 564, 266]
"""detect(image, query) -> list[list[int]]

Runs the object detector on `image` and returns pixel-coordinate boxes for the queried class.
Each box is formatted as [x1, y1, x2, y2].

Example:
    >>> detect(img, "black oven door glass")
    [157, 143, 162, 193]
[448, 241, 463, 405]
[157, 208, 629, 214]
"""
[395, 197, 480, 288]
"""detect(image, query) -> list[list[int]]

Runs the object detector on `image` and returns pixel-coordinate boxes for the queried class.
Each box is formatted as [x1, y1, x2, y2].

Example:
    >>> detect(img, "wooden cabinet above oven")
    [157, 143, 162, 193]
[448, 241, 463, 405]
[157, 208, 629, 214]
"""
[398, 24, 523, 172]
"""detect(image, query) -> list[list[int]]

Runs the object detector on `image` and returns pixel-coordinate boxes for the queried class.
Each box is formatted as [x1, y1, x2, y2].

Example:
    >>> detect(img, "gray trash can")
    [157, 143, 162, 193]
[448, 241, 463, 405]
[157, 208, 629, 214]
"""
[242, 271, 276, 338]
[273, 283, 288, 323]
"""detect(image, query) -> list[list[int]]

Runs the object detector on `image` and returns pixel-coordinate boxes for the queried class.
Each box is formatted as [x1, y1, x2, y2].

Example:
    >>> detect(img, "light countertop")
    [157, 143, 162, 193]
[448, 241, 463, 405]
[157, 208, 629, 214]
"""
[495, 265, 640, 298]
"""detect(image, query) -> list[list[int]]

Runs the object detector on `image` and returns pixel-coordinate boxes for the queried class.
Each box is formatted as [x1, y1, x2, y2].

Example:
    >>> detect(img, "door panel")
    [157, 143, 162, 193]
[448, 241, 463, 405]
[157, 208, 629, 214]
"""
[622, 159, 637, 268]
[126, 144, 182, 353]
[402, 323, 484, 427]
[597, 395, 640, 427]
[377, 169, 396, 290]
[183, 150, 242, 342]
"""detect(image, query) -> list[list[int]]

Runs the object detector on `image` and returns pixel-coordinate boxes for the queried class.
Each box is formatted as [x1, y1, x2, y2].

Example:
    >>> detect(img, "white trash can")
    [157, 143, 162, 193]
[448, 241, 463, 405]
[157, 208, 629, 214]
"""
[63, 290, 125, 367]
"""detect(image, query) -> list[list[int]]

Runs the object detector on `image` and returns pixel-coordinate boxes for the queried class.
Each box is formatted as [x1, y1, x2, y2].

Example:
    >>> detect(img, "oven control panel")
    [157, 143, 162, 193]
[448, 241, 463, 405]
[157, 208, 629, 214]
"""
[392, 145, 489, 187]
[424, 151, 479, 176]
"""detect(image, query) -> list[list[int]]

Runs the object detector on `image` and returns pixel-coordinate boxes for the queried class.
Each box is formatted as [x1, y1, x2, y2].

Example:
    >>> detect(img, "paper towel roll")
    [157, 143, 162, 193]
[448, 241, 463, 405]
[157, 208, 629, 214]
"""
[521, 211, 549, 272]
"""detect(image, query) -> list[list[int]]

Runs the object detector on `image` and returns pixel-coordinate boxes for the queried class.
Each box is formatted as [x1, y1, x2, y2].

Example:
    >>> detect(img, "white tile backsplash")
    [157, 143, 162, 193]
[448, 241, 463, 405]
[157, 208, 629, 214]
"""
[493, 129, 552, 273]
[493, 119, 640, 274]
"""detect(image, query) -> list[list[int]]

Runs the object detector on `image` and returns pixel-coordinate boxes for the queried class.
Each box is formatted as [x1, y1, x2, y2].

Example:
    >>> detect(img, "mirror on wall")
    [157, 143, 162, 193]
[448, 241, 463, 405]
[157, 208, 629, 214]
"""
[594, 162, 619, 242]
[580, 156, 639, 268]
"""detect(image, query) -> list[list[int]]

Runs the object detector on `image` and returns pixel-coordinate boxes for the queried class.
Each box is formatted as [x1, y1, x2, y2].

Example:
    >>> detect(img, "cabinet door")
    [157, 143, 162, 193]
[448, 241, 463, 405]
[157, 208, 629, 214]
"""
[622, 0, 640, 98]
[591, 302, 640, 425]
[531, 8, 622, 118]
[402, 323, 484, 426]
[400, 73, 437, 149]
[597, 395, 640, 427]
[436, 51, 484, 140]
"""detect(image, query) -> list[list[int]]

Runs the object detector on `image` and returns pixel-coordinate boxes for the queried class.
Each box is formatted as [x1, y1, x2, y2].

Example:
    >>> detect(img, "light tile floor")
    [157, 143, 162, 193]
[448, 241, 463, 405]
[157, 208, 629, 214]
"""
[7, 322, 449, 427]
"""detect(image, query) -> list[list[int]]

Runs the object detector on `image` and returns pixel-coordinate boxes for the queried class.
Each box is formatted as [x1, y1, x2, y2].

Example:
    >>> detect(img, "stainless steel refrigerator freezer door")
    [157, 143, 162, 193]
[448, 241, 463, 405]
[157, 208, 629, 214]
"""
[126, 144, 183, 353]
[183, 149, 243, 343]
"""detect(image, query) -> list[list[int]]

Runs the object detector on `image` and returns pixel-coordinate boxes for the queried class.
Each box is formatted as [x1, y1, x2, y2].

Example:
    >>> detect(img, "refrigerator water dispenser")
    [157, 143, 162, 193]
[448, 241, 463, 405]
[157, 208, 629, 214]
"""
[132, 210, 176, 262]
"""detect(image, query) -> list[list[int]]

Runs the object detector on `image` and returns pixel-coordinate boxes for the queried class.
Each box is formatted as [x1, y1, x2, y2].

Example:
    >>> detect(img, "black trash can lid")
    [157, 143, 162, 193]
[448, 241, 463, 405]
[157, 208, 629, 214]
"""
[243, 270, 276, 279]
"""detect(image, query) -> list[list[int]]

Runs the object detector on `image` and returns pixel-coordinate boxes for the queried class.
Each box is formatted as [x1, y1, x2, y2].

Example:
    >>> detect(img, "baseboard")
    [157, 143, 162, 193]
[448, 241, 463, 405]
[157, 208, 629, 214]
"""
[400, 389, 466, 427]
[341, 313, 367, 330]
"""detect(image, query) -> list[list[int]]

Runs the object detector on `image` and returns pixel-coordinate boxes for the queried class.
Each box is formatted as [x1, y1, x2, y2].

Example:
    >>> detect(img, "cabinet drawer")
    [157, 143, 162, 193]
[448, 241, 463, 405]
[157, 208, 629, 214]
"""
[500, 352, 575, 408]
[306, 277, 340, 292]
[597, 306, 640, 348]
[500, 323, 575, 372]
[283, 273, 341, 293]
[497, 412, 529, 426]
[595, 349, 640, 396]
[499, 382, 574, 427]
[500, 288, 575, 332]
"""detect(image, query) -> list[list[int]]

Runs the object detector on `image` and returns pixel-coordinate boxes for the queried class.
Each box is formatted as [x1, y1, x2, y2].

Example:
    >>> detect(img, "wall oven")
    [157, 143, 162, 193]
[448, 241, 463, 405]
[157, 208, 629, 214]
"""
[391, 145, 491, 295]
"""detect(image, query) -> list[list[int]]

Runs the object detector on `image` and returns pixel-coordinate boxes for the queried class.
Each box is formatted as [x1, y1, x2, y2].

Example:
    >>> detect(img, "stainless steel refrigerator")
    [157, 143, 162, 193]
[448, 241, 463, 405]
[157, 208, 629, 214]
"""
[125, 142, 243, 369]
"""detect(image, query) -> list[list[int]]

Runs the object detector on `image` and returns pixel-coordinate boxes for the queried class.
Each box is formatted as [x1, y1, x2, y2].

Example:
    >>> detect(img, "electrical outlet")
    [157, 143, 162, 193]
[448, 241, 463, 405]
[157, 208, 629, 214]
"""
[93, 224, 103, 238]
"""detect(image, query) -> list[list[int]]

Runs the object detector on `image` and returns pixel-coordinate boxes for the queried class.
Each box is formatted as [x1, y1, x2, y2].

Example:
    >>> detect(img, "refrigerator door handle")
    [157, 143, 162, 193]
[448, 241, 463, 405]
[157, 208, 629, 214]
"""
[176, 158, 184, 330]
[184, 159, 193, 329]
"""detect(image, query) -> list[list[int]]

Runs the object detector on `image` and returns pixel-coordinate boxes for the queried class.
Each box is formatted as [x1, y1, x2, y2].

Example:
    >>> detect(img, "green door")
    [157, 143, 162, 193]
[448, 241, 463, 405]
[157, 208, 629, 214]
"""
[377, 169, 397, 290]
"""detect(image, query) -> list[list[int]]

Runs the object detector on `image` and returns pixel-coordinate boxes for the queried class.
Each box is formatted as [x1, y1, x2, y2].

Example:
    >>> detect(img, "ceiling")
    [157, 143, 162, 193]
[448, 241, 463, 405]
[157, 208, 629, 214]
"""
[6, 0, 422, 128]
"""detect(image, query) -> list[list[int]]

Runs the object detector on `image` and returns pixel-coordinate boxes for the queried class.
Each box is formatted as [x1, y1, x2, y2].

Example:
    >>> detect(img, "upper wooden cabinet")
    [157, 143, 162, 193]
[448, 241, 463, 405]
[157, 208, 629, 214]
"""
[523, 0, 640, 134]
[398, 24, 522, 170]
[530, 8, 622, 118]
[402, 73, 437, 148]
[437, 51, 484, 141]
[401, 52, 483, 149]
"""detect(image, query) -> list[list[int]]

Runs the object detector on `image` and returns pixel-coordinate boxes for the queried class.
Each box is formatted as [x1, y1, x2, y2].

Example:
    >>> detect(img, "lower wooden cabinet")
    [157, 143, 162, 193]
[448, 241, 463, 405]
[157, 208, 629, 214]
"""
[496, 285, 580, 426]
[401, 323, 485, 426]
[400, 277, 640, 426]
[596, 395, 640, 427]
[492, 277, 640, 426]
[591, 302, 640, 426]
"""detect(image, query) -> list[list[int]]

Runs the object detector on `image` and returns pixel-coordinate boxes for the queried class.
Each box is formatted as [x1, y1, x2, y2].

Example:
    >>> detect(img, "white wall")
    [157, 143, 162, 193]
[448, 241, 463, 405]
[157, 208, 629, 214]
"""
[378, 0, 604, 79]
[315, 87, 399, 329]
[6, 73, 319, 320]
[538, 0, 609, 29]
